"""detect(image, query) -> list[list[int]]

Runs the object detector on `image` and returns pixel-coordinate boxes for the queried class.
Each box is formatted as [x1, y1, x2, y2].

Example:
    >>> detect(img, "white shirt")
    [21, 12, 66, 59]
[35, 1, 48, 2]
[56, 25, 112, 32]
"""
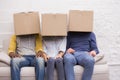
[43, 36, 66, 57]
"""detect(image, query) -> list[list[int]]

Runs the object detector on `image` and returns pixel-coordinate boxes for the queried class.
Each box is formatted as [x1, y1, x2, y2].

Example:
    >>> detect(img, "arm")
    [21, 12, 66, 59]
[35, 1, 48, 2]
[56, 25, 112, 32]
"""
[66, 32, 75, 54]
[66, 32, 71, 50]
[8, 35, 17, 54]
[35, 34, 43, 53]
[8, 35, 21, 58]
[35, 34, 47, 60]
[90, 32, 99, 55]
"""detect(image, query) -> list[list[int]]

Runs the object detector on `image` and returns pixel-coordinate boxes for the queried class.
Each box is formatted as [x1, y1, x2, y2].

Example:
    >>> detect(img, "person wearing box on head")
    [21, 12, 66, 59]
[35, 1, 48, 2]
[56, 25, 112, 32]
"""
[41, 14, 67, 80]
[8, 12, 46, 80]
[64, 10, 99, 80]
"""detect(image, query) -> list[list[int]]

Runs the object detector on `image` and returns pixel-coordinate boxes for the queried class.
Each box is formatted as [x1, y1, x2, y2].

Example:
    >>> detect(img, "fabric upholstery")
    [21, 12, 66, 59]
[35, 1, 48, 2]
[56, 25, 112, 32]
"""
[0, 52, 10, 65]
[0, 38, 109, 80]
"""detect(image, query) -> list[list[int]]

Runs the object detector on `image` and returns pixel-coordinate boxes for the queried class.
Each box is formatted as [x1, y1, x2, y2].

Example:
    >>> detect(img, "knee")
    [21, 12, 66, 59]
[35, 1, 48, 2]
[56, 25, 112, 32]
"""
[84, 57, 95, 66]
[10, 58, 21, 67]
[11, 58, 20, 65]
[36, 57, 45, 65]
[64, 54, 75, 63]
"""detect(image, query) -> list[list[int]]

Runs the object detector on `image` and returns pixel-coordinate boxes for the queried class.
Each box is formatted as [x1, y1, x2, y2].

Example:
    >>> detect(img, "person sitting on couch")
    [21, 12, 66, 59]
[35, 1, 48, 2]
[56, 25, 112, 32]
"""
[43, 36, 66, 80]
[64, 32, 99, 80]
[8, 34, 46, 80]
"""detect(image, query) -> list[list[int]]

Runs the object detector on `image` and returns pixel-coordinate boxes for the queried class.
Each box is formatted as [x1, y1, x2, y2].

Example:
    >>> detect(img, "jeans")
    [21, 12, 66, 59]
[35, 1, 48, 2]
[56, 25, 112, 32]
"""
[64, 51, 95, 80]
[46, 57, 65, 80]
[10, 55, 45, 80]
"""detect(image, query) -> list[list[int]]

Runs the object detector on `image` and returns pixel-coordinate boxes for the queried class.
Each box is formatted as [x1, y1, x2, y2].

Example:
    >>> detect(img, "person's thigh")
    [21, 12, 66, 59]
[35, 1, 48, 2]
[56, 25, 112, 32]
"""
[64, 53, 77, 65]
[46, 57, 55, 69]
[11, 56, 30, 67]
[75, 51, 94, 66]
[33, 57, 45, 67]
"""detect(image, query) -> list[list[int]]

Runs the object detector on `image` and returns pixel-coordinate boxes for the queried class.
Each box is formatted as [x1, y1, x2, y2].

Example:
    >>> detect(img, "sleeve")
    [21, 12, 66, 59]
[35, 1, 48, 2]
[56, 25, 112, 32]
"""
[8, 35, 17, 54]
[66, 32, 71, 50]
[59, 37, 67, 52]
[90, 32, 99, 54]
[35, 34, 43, 53]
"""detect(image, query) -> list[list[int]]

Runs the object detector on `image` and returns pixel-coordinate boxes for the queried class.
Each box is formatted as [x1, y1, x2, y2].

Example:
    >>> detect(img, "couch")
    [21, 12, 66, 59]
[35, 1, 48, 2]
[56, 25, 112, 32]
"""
[0, 38, 109, 80]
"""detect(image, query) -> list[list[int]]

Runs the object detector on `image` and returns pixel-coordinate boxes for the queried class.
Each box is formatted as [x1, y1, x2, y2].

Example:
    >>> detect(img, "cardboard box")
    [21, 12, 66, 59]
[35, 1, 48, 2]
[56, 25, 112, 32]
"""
[14, 12, 40, 35]
[41, 14, 67, 36]
[69, 10, 93, 32]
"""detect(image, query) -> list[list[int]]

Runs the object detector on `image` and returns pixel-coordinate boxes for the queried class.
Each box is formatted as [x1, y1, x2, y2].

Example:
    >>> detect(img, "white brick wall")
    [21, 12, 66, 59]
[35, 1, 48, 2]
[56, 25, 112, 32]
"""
[0, 0, 120, 80]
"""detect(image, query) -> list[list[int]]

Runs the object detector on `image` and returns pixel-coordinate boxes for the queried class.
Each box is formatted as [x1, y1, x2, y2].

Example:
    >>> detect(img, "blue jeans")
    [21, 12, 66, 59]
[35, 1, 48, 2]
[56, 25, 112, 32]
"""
[46, 57, 65, 80]
[10, 55, 45, 80]
[64, 51, 95, 80]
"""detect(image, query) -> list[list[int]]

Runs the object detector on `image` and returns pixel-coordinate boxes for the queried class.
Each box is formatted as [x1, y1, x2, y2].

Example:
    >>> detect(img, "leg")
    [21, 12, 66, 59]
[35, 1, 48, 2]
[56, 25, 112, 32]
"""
[46, 57, 55, 80]
[55, 58, 65, 80]
[64, 53, 77, 80]
[75, 52, 95, 80]
[34, 57, 45, 80]
[11, 57, 30, 80]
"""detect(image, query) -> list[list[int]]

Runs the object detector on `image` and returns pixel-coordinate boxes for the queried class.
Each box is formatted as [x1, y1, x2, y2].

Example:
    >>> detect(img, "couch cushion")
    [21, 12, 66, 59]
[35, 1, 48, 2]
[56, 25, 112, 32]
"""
[0, 64, 109, 76]
[0, 64, 109, 80]
[74, 64, 109, 80]
[0, 67, 11, 76]
[2, 38, 10, 54]
[74, 64, 109, 74]
[21, 67, 35, 77]
[0, 52, 11, 66]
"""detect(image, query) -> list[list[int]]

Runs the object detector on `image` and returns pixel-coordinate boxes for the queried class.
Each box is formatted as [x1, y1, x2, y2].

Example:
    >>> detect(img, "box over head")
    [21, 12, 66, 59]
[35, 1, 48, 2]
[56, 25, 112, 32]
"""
[69, 10, 93, 32]
[41, 14, 67, 36]
[14, 12, 40, 35]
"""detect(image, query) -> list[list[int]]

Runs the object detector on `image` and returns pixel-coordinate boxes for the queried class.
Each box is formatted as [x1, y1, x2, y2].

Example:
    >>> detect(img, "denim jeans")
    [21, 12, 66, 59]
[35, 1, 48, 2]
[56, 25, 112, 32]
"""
[64, 51, 95, 80]
[46, 57, 65, 80]
[10, 55, 45, 80]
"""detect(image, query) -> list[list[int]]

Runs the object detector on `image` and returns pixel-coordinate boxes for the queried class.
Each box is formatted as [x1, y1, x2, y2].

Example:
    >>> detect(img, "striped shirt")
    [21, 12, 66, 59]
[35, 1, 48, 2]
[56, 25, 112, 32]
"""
[16, 35, 36, 55]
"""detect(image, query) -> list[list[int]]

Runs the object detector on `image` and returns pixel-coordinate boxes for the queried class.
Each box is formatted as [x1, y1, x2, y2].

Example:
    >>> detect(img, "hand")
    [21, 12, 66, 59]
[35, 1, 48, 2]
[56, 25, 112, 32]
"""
[89, 50, 96, 57]
[36, 51, 48, 61]
[66, 48, 75, 54]
[45, 55, 50, 61]
[9, 52, 21, 58]
[36, 51, 44, 57]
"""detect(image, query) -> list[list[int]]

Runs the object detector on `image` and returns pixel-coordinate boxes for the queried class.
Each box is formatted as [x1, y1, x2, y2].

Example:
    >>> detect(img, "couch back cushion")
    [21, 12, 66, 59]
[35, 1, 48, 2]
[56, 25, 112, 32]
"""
[2, 37, 11, 54]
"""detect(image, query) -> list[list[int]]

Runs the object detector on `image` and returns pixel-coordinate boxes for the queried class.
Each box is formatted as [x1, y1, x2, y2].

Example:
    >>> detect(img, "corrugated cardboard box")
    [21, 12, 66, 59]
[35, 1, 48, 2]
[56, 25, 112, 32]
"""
[69, 10, 93, 32]
[41, 14, 67, 36]
[14, 12, 40, 35]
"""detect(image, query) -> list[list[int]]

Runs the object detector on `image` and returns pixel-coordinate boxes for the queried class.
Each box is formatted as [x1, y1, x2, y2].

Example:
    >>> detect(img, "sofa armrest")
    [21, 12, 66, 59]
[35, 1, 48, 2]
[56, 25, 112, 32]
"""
[0, 61, 10, 67]
[0, 51, 11, 66]
[94, 53, 104, 62]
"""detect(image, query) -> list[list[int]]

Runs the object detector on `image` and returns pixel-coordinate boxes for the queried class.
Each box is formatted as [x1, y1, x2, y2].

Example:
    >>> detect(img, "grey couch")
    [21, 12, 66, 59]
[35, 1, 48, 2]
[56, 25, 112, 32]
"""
[0, 38, 109, 80]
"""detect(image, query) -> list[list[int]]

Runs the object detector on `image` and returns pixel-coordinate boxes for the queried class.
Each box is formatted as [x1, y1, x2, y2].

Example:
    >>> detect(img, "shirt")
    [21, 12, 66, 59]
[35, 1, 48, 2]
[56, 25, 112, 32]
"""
[43, 36, 66, 57]
[66, 32, 99, 54]
[8, 34, 43, 55]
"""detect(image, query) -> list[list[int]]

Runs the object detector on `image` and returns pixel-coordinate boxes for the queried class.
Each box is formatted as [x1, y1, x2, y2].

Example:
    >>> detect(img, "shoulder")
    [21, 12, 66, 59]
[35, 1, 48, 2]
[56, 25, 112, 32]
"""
[90, 32, 96, 36]
[11, 34, 16, 39]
